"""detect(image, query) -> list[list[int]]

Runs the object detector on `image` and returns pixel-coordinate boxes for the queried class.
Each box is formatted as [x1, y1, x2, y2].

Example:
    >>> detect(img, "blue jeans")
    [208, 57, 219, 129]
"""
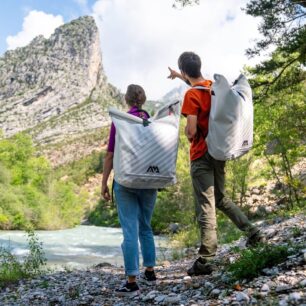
[114, 181, 157, 276]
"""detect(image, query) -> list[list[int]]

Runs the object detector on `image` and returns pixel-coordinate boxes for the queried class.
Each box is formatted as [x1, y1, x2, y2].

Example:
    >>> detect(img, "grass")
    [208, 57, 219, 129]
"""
[227, 242, 303, 282]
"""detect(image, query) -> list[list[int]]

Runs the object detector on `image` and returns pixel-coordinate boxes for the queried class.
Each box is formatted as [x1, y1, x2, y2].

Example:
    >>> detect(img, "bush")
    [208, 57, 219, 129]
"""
[0, 133, 86, 230]
[0, 230, 46, 287]
[88, 198, 120, 227]
[228, 243, 300, 281]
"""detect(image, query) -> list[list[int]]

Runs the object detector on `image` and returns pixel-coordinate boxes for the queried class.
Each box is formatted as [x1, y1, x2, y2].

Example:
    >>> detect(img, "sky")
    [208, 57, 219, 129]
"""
[0, 0, 263, 100]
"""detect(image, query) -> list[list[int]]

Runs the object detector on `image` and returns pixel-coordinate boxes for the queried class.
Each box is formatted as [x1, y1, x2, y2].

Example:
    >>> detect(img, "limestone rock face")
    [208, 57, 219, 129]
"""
[0, 16, 123, 144]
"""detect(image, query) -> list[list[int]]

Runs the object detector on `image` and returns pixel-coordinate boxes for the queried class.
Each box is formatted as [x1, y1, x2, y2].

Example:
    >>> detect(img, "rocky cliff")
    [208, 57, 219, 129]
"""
[0, 16, 123, 146]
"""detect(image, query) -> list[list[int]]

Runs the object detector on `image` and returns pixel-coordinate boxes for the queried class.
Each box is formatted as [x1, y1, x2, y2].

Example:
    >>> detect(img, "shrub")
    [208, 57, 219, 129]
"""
[228, 243, 299, 281]
[0, 231, 46, 287]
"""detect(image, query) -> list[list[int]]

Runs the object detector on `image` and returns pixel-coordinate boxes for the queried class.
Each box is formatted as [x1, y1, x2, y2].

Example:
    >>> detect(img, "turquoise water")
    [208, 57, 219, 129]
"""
[0, 226, 169, 269]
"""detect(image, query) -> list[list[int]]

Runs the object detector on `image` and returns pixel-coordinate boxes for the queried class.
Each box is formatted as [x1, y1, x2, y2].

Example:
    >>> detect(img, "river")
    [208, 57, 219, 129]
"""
[0, 226, 170, 269]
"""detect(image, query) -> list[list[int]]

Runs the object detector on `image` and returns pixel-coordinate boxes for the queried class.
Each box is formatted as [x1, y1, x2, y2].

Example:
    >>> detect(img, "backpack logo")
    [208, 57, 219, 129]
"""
[147, 166, 160, 173]
[242, 140, 248, 146]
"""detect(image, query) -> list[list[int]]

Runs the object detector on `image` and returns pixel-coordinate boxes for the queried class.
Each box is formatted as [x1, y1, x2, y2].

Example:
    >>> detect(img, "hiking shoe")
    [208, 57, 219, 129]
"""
[246, 230, 265, 247]
[115, 281, 140, 297]
[139, 269, 157, 285]
[187, 257, 216, 276]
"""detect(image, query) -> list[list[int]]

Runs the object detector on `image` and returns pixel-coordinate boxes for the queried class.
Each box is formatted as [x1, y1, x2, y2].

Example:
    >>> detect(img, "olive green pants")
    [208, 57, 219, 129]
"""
[191, 152, 258, 258]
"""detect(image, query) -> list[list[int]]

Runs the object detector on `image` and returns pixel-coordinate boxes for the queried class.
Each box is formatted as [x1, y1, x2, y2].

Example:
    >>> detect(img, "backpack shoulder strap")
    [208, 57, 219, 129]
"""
[136, 108, 150, 118]
[192, 86, 215, 96]
[192, 86, 211, 91]
[135, 108, 151, 127]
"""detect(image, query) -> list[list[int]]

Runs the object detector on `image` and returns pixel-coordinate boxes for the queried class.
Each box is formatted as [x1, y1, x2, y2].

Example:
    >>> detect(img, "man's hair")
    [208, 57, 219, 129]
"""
[178, 52, 202, 78]
[125, 84, 146, 107]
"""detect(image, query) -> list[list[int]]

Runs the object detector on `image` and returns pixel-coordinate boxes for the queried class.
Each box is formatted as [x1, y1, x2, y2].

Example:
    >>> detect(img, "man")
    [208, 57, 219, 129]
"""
[168, 51, 263, 276]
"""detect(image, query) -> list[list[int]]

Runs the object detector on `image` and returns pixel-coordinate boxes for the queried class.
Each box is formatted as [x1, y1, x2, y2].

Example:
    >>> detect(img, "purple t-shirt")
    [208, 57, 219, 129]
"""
[107, 106, 150, 153]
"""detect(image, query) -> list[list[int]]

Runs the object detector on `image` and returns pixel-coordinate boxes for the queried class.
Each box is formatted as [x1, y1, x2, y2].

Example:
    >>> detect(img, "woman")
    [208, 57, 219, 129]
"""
[101, 84, 157, 297]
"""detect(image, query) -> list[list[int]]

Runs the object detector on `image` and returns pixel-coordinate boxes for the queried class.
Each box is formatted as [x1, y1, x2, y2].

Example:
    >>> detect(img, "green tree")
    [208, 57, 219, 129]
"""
[244, 1, 306, 96]
[250, 59, 305, 207]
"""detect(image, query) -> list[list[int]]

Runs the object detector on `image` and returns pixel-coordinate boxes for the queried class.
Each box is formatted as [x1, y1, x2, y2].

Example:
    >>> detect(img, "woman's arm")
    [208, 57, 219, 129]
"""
[101, 151, 114, 201]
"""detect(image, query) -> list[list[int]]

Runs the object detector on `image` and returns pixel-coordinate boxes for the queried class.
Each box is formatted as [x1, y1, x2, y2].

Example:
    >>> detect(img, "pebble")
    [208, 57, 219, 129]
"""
[279, 299, 288, 306]
[183, 276, 192, 283]
[261, 284, 270, 292]
[0, 214, 305, 306]
[210, 289, 221, 297]
[276, 285, 292, 293]
[288, 292, 301, 302]
[300, 279, 306, 287]
[164, 293, 181, 304]
[236, 291, 250, 303]
[155, 295, 166, 303]
[204, 281, 214, 290]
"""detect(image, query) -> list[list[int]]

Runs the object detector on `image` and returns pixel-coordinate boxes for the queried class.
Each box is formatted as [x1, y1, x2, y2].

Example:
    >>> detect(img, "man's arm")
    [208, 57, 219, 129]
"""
[167, 67, 185, 81]
[185, 115, 197, 142]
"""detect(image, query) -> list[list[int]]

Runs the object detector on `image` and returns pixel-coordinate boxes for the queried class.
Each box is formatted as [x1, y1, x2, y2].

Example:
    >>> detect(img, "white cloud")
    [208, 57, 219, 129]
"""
[6, 10, 64, 50]
[92, 0, 262, 100]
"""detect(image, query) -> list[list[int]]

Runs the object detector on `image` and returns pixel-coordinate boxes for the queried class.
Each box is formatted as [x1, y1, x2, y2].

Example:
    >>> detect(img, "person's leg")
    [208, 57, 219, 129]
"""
[137, 189, 157, 275]
[213, 157, 259, 237]
[114, 182, 140, 279]
[191, 153, 218, 259]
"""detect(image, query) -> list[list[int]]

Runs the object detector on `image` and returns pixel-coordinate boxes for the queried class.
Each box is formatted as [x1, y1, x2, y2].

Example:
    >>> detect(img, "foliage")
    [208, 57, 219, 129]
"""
[0, 133, 85, 230]
[228, 243, 301, 281]
[244, 1, 306, 97]
[217, 212, 242, 244]
[53, 150, 104, 186]
[250, 60, 305, 207]
[170, 222, 200, 249]
[173, 0, 199, 8]
[244, 0, 306, 60]
[0, 231, 46, 287]
[23, 230, 47, 275]
[88, 197, 120, 227]
[226, 155, 253, 206]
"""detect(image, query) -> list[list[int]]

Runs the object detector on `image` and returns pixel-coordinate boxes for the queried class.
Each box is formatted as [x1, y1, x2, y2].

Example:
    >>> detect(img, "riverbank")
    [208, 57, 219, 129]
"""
[0, 214, 305, 305]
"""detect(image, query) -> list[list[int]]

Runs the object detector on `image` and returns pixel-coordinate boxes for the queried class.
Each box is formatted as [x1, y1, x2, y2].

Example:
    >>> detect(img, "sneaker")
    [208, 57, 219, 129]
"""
[115, 281, 140, 297]
[187, 257, 216, 276]
[139, 269, 157, 285]
[246, 230, 265, 247]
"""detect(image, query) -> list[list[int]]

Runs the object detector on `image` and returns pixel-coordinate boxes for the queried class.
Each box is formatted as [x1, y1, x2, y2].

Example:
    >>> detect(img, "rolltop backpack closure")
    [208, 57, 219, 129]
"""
[109, 101, 181, 189]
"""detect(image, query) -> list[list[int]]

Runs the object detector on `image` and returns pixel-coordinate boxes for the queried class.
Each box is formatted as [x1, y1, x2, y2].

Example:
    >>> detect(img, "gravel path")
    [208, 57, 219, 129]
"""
[0, 215, 305, 306]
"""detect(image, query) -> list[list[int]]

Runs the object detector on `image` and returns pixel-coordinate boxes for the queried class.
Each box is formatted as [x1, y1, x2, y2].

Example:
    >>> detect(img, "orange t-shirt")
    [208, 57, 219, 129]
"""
[181, 80, 212, 161]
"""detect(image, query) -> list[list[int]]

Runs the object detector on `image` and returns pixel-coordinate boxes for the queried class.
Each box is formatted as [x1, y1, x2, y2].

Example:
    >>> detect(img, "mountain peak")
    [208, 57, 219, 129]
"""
[0, 16, 121, 146]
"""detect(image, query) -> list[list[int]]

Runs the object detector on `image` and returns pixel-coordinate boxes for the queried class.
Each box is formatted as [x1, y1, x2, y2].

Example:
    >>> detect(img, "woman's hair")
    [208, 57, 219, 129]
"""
[125, 84, 146, 108]
[178, 51, 202, 78]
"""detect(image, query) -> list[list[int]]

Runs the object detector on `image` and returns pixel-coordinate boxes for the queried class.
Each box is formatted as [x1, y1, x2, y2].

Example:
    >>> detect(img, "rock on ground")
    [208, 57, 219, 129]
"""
[0, 215, 305, 305]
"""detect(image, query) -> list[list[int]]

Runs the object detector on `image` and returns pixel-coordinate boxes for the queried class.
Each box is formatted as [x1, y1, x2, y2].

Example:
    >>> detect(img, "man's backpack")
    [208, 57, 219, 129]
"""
[195, 74, 253, 161]
[109, 101, 181, 189]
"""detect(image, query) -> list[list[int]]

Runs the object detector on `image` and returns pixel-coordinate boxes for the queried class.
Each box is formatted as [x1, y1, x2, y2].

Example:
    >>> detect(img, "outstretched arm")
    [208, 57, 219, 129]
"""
[167, 67, 191, 86]
[167, 67, 185, 81]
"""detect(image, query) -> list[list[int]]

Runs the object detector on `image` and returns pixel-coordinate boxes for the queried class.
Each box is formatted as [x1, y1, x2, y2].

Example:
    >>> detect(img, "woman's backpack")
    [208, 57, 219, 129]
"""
[109, 101, 181, 189]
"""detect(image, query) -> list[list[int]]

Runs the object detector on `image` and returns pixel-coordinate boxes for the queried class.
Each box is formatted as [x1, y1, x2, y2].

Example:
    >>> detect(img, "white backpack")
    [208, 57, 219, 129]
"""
[109, 101, 181, 189]
[195, 74, 253, 161]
